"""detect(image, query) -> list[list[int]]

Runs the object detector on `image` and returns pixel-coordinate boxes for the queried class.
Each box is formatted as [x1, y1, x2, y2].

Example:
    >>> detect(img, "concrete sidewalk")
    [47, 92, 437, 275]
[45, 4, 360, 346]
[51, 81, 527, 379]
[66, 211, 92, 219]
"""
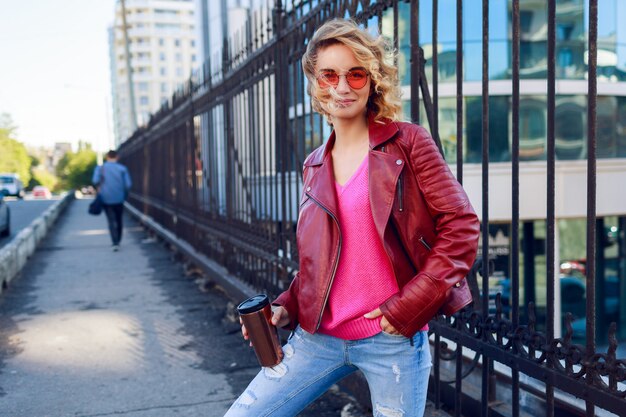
[0, 199, 241, 416]
[0, 199, 450, 417]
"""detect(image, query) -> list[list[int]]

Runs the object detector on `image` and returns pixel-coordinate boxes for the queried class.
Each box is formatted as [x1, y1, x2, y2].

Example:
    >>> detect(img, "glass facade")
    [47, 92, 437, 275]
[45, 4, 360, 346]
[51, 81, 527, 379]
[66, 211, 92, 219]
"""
[386, 0, 626, 163]
[408, 95, 626, 163]
[397, 0, 626, 83]
[379, 1, 626, 342]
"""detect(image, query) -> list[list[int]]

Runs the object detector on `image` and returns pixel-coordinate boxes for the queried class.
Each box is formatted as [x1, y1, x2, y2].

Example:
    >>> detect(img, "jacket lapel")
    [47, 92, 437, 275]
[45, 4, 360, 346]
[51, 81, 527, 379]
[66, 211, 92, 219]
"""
[369, 150, 404, 241]
[304, 117, 402, 228]
[368, 116, 403, 241]
[305, 133, 339, 219]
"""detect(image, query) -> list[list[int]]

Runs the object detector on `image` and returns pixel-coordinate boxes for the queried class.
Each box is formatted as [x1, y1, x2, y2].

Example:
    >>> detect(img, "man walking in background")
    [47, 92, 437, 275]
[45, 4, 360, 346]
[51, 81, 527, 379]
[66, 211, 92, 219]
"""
[92, 150, 132, 251]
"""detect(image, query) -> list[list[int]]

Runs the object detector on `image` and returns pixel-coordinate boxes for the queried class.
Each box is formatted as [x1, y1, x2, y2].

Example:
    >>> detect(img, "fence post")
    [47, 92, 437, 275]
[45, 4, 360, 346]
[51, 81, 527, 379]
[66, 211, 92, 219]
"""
[273, 0, 289, 284]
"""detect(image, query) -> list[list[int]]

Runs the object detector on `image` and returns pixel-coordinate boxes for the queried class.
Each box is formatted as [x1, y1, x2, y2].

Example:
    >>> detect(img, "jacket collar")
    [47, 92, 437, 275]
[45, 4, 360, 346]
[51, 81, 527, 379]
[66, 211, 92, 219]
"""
[303, 115, 404, 236]
[304, 114, 399, 167]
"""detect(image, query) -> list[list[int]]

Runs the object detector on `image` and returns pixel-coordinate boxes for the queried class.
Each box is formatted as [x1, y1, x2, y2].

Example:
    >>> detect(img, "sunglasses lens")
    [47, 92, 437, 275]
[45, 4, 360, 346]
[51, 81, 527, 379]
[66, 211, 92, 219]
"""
[346, 69, 368, 88]
[317, 69, 368, 89]
[319, 71, 339, 88]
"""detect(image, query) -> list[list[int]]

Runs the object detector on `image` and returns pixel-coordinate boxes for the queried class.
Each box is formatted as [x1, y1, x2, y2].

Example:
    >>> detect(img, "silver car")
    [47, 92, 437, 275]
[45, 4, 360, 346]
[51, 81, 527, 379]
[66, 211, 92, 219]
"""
[0, 194, 10, 237]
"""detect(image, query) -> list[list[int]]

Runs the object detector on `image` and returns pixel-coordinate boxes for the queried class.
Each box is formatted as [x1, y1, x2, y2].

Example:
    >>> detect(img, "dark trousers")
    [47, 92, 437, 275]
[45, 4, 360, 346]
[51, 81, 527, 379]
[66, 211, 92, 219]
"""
[103, 203, 124, 245]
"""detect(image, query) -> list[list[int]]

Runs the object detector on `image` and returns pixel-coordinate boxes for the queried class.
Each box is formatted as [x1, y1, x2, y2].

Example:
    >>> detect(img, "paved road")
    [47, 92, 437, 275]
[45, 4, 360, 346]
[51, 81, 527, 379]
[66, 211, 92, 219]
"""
[0, 199, 367, 417]
[0, 197, 60, 248]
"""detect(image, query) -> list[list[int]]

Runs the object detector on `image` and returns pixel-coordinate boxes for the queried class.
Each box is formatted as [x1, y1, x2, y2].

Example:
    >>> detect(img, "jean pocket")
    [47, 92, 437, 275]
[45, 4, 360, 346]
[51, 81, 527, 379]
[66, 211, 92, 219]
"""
[380, 330, 405, 338]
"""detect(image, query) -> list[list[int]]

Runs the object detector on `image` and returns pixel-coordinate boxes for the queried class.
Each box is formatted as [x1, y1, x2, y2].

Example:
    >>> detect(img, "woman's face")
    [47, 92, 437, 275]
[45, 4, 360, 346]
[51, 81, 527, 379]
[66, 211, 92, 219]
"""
[314, 43, 371, 123]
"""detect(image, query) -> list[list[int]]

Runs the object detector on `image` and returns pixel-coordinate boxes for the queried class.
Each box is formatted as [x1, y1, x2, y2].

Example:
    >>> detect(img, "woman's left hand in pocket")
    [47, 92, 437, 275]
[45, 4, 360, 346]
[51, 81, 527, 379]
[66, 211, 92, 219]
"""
[364, 308, 401, 335]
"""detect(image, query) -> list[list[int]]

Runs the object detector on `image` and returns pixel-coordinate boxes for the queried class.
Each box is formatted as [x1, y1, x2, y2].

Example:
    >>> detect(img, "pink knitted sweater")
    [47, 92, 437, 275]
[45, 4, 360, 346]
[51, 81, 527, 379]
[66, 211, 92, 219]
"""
[318, 157, 401, 340]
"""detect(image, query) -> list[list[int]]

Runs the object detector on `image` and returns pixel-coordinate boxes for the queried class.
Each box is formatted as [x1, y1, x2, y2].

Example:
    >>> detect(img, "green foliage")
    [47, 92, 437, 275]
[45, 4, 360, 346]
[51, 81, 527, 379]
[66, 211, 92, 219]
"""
[56, 147, 97, 190]
[29, 167, 60, 192]
[0, 113, 31, 185]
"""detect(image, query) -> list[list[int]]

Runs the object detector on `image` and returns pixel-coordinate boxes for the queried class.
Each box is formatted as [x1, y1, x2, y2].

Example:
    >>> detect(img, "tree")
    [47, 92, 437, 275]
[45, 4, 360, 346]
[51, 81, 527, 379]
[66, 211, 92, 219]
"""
[56, 146, 97, 190]
[0, 113, 31, 185]
[29, 167, 60, 191]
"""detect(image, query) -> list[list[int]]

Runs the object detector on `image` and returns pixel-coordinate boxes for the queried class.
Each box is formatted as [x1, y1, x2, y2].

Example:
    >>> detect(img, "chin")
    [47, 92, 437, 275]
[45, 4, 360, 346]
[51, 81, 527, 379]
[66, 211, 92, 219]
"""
[330, 104, 367, 118]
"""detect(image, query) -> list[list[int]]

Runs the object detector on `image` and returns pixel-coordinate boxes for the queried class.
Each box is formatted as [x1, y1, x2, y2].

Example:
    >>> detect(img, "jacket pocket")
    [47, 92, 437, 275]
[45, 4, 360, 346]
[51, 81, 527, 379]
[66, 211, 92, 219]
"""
[299, 195, 311, 208]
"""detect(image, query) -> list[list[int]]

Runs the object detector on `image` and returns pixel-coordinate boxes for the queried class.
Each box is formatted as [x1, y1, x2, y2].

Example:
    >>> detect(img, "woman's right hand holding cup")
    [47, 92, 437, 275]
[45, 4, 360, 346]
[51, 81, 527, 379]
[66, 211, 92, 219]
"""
[240, 305, 290, 344]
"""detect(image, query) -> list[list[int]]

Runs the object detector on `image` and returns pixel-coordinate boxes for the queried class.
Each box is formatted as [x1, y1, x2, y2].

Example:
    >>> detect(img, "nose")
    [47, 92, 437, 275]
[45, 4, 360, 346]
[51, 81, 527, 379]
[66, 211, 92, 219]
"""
[335, 75, 351, 93]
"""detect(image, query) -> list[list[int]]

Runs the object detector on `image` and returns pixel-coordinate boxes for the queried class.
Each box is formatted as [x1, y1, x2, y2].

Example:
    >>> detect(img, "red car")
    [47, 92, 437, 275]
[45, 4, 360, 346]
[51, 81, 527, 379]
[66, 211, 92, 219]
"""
[32, 186, 52, 199]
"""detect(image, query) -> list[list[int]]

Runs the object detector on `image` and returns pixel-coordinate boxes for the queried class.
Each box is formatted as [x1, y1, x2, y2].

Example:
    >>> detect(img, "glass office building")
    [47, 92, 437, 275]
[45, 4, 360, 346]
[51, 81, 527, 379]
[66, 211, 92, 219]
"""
[384, 0, 626, 342]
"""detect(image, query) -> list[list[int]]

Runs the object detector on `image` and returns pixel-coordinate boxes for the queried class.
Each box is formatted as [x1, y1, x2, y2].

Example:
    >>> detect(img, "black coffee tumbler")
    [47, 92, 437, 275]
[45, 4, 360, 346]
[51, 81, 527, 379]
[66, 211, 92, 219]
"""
[237, 294, 284, 367]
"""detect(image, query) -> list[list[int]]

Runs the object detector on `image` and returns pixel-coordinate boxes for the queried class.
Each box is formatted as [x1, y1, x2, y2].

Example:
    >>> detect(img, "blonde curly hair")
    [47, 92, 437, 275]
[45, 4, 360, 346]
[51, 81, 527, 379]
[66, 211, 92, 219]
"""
[302, 19, 403, 124]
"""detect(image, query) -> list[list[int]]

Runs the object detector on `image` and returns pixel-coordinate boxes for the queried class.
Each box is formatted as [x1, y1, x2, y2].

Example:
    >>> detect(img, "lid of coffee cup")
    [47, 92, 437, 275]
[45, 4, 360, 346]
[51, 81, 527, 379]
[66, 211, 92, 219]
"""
[237, 294, 270, 314]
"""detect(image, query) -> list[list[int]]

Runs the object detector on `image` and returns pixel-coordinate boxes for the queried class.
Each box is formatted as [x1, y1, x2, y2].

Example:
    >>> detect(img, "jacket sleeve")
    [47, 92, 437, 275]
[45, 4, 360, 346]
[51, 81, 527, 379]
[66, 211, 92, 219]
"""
[92, 165, 101, 186]
[270, 162, 314, 330]
[272, 271, 300, 330]
[124, 167, 132, 190]
[380, 126, 480, 337]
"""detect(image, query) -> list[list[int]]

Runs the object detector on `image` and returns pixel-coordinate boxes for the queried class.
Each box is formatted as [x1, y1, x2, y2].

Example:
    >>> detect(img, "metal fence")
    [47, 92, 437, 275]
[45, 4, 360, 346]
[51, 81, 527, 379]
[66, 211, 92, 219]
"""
[118, 1, 625, 415]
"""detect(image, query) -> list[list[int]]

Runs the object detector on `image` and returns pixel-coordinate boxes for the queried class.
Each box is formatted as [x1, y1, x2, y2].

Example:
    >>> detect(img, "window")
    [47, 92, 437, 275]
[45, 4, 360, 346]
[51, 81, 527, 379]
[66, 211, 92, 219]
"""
[161, 83, 168, 93]
[176, 67, 183, 76]
[160, 67, 167, 76]
[155, 23, 182, 30]
[154, 9, 178, 15]
[138, 82, 149, 91]
[175, 53, 182, 62]
[159, 38, 164, 46]
[191, 40, 195, 47]
[160, 52, 166, 61]
[139, 96, 149, 105]
[520, 11, 533, 34]
[174, 39, 180, 47]
[555, 97, 585, 160]
[557, 24, 574, 41]
[191, 54, 196, 62]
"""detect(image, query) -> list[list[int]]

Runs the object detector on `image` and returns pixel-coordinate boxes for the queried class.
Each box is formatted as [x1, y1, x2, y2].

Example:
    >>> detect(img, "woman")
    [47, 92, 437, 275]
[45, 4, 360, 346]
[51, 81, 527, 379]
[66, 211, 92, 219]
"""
[225, 19, 479, 417]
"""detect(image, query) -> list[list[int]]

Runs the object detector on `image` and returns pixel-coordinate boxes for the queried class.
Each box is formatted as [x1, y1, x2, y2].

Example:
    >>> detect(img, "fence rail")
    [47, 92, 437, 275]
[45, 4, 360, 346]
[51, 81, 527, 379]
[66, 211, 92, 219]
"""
[119, 1, 626, 415]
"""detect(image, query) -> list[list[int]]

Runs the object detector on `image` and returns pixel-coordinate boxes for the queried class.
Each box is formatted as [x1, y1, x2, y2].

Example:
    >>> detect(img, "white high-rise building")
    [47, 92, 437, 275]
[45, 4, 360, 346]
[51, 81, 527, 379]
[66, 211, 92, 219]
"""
[109, 0, 198, 146]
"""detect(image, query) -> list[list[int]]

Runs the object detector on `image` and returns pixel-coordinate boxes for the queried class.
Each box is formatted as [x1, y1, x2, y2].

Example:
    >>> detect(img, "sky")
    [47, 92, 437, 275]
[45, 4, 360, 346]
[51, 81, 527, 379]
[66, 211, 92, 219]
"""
[0, 0, 116, 152]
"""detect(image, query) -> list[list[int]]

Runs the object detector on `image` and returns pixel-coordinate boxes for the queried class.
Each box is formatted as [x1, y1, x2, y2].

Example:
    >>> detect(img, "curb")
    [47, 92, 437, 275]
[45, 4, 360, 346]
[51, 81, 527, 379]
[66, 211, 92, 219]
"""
[0, 192, 75, 294]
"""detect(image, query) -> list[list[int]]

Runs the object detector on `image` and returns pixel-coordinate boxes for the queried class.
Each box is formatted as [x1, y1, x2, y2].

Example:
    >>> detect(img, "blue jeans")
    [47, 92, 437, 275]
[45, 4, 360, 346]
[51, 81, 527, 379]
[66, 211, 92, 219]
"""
[103, 203, 124, 245]
[224, 326, 432, 417]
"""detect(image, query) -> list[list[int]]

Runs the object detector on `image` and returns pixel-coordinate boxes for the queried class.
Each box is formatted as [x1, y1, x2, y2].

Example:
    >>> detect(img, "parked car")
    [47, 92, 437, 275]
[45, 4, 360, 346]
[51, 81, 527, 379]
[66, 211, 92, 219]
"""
[0, 194, 10, 237]
[32, 186, 52, 199]
[561, 274, 620, 339]
[0, 173, 25, 198]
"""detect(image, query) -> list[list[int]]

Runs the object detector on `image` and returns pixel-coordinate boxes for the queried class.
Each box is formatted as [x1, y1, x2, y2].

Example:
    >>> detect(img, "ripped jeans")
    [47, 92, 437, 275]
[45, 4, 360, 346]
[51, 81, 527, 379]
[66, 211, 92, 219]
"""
[224, 326, 431, 417]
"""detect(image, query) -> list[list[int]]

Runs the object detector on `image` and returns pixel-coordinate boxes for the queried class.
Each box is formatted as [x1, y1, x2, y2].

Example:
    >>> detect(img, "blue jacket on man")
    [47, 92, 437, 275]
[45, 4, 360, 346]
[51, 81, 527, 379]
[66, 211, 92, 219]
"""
[92, 161, 132, 205]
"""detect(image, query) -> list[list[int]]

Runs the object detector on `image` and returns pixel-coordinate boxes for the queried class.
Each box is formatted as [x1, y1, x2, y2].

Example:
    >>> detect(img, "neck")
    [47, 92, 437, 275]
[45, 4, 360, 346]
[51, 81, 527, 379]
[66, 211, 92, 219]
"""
[332, 114, 369, 149]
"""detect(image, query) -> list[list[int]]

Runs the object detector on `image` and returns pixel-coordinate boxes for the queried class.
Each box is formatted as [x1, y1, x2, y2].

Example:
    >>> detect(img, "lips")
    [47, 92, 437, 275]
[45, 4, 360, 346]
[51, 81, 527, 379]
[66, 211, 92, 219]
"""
[337, 99, 355, 106]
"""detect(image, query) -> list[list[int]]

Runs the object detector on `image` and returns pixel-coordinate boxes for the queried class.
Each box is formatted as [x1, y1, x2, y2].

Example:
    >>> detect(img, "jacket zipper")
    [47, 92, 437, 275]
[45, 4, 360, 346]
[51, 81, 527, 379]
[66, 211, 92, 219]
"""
[397, 173, 404, 212]
[306, 193, 343, 331]
[419, 236, 432, 251]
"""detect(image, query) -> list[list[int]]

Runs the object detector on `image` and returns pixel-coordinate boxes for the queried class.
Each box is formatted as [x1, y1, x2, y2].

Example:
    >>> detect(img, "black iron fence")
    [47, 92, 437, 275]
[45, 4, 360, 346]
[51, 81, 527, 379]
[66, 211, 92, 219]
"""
[118, 1, 626, 415]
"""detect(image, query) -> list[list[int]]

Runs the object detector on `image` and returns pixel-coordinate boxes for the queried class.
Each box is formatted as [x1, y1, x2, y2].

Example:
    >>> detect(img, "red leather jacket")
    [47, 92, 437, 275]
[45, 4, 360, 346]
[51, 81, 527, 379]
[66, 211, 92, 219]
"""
[274, 118, 480, 337]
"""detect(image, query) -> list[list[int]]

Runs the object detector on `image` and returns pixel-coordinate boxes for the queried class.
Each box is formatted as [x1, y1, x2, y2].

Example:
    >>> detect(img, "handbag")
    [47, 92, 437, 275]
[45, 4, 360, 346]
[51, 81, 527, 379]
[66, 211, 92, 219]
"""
[88, 164, 105, 216]
[88, 194, 104, 215]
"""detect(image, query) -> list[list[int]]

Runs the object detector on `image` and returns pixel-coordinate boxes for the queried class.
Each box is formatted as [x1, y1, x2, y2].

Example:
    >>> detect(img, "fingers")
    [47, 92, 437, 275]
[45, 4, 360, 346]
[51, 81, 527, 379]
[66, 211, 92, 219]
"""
[380, 316, 401, 335]
[240, 322, 249, 340]
[363, 307, 383, 319]
[270, 306, 290, 328]
[364, 309, 402, 335]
